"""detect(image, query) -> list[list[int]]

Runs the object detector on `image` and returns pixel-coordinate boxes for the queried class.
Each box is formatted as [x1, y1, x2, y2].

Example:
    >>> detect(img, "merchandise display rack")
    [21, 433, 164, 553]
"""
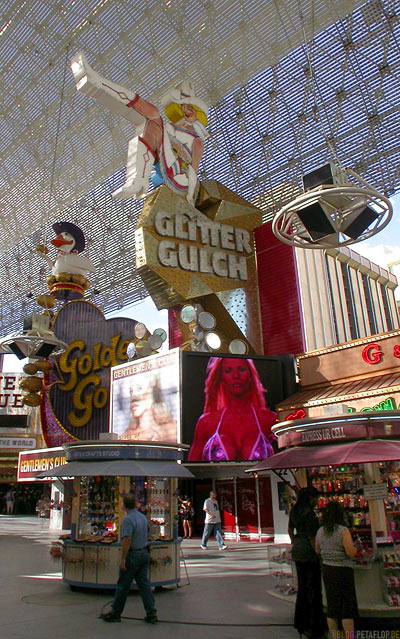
[378, 539, 400, 607]
[267, 543, 297, 595]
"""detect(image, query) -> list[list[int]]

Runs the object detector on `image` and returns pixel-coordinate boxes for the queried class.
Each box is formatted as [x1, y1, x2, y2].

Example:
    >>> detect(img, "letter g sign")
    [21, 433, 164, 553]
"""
[362, 343, 383, 365]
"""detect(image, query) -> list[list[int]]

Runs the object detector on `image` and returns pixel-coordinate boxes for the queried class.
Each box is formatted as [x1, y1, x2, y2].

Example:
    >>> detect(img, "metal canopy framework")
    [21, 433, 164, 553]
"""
[0, 0, 399, 336]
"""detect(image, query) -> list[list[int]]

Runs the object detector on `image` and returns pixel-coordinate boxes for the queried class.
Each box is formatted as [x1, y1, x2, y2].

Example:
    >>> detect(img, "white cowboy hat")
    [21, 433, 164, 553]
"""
[160, 79, 208, 117]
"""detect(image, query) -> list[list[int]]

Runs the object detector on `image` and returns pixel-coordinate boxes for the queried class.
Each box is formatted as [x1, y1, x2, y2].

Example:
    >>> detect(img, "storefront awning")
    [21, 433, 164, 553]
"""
[246, 439, 400, 472]
[277, 371, 400, 410]
[37, 460, 194, 479]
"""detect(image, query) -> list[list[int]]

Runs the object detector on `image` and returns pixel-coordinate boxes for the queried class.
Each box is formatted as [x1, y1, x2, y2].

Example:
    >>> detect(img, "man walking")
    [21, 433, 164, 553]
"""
[201, 490, 227, 551]
[100, 493, 157, 624]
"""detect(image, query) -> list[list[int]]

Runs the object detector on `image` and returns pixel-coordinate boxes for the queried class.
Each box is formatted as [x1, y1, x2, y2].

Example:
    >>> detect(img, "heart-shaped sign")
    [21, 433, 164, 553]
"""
[41, 300, 136, 446]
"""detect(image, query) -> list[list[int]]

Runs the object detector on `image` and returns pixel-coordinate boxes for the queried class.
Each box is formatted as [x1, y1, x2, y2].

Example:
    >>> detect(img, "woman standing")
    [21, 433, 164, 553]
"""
[181, 496, 194, 539]
[316, 501, 358, 639]
[288, 487, 326, 639]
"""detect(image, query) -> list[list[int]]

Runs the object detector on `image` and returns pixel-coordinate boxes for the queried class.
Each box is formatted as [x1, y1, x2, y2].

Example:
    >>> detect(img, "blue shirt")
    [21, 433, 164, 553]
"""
[120, 508, 149, 550]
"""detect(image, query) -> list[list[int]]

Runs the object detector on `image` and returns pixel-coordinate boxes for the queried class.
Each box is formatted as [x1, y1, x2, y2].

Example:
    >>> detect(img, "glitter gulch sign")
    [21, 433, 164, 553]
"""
[40, 300, 136, 447]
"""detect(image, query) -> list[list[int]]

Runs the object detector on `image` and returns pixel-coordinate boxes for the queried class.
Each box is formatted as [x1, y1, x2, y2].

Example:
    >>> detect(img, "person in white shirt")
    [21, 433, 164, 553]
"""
[201, 491, 227, 550]
[316, 501, 358, 639]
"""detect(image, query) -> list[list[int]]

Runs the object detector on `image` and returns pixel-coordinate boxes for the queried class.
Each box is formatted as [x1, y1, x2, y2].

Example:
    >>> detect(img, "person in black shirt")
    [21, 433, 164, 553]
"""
[288, 487, 326, 639]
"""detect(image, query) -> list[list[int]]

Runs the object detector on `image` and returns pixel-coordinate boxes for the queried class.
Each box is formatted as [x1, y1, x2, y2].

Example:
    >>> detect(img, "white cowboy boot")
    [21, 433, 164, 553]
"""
[113, 137, 155, 200]
[70, 51, 146, 127]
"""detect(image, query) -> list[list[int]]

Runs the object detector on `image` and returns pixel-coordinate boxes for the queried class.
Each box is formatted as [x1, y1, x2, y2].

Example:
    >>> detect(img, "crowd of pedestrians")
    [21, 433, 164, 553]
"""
[0, 484, 48, 515]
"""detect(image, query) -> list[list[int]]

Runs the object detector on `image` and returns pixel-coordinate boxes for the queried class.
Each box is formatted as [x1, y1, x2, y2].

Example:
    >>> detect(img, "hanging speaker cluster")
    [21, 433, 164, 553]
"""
[0, 313, 67, 362]
[273, 163, 392, 249]
[0, 303, 68, 407]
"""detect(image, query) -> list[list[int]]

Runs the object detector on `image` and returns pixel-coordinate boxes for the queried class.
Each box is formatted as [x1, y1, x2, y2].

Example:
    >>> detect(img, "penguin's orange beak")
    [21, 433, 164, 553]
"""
[51, 234, 73, 248]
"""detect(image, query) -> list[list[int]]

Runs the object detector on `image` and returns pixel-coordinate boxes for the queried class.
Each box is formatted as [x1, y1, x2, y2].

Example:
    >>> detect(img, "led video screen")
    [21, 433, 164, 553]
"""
[110, 349, 180, 442]
[181, 353, 295, 463]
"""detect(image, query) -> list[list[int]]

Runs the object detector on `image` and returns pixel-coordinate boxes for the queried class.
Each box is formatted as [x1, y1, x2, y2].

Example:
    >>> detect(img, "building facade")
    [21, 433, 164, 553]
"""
[255, 222, 399, 356]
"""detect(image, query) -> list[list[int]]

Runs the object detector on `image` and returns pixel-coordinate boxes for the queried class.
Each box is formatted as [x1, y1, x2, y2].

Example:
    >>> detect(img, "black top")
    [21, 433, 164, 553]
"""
[289, 505, 319, 563]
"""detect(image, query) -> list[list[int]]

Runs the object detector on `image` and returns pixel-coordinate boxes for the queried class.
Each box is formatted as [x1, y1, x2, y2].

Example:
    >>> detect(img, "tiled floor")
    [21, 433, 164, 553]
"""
[0, 515, 297, 639]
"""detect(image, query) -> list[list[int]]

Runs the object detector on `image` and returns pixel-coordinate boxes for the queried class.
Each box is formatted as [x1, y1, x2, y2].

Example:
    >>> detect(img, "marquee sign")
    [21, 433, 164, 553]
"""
[135, 183, 262, 309]
[41, 300, 137, 446]
[0, 374, 27, 414]
[0, 436, 36, 450]
[273, 413, 400, 448]
[298, 329, 400, 386]
[18, 447, 66, 481]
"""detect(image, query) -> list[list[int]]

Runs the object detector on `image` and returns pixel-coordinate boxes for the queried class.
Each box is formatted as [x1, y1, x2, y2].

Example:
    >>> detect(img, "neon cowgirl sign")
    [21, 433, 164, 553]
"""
[362, 343, 400, 364]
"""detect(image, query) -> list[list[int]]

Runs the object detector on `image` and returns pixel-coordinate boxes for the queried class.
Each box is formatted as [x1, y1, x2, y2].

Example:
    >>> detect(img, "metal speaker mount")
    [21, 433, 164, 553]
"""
[272, 167, 393, 250]
[0, 329, 69, 360]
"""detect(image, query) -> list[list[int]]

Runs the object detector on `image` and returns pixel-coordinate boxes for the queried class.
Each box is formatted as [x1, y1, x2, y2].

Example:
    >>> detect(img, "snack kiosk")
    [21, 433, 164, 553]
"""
[248, 413, 400, 615]
[40, 440, 193, 589]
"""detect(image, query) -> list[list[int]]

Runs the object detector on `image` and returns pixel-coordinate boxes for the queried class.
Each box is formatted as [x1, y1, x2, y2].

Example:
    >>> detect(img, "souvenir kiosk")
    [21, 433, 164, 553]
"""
[248, 412, 400, 615]
[40, 440, 193, 589]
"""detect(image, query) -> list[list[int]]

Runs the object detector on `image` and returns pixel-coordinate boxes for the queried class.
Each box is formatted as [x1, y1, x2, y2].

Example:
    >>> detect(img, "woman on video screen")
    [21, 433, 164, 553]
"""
[187, 357, 276, 462]
[122, 374, 177, 442]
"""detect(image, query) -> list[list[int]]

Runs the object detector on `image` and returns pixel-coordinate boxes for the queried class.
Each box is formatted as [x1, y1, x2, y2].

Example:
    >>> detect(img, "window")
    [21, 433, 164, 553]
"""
[380, 284, 394, 331]
[361, 273, 377, 335]
[340, 262, 357, 340]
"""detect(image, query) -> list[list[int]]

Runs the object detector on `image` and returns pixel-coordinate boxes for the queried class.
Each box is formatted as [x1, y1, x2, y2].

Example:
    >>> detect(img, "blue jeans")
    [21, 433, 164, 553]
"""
[201, 522, 225, 548]
[112, 548, 156, 617]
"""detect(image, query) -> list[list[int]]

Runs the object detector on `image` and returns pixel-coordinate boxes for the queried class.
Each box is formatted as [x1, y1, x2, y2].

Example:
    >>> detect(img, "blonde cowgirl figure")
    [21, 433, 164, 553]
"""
[70, 52, 208, 206]
[187, 358, 276, 462]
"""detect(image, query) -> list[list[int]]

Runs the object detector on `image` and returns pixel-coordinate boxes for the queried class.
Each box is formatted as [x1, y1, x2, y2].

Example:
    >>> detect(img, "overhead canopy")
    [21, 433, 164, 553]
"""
[277, 371, 400, 411]
[246, 439, 400, 472]
[1, 1, 399, 338]
[37, 460, 194, 479]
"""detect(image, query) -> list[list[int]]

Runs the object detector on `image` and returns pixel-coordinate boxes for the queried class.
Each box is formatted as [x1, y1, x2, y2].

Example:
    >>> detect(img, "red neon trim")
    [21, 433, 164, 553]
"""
[286, 408, 306, 421]
[51, 283, 84, 293]
[127, 94, 139, 108]
[361, 343, 383, 365]
[138, 136, 155, 158]
[158, 120, 186, 192]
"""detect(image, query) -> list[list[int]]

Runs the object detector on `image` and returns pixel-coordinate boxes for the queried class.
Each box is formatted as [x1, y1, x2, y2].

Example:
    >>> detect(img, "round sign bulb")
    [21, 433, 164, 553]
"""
[126, 342, 136, 359]
[180, 305, 196, 323]
[197, 311, 216, 330]
[153, 328, 167, 342]
[148, 333, 163, 350]
[135, 340, 153, 357]
[134, 322, 147, 339]
[229, 339, 248, 355]
[204, 331, 221, 350]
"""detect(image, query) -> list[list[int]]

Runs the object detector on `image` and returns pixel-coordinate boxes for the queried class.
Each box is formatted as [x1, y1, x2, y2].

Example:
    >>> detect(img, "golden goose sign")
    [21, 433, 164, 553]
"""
[135, 183, 262, 309]
[41, 300, 136, 446]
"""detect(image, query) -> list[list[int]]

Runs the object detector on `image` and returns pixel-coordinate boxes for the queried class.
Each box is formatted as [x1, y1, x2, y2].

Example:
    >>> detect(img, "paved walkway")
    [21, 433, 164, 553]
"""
[0, 515, 297, 639]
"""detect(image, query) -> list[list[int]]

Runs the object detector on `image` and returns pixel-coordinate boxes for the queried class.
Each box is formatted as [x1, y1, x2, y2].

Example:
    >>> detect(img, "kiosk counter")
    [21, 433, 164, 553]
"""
[40, 440, 193, 589]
